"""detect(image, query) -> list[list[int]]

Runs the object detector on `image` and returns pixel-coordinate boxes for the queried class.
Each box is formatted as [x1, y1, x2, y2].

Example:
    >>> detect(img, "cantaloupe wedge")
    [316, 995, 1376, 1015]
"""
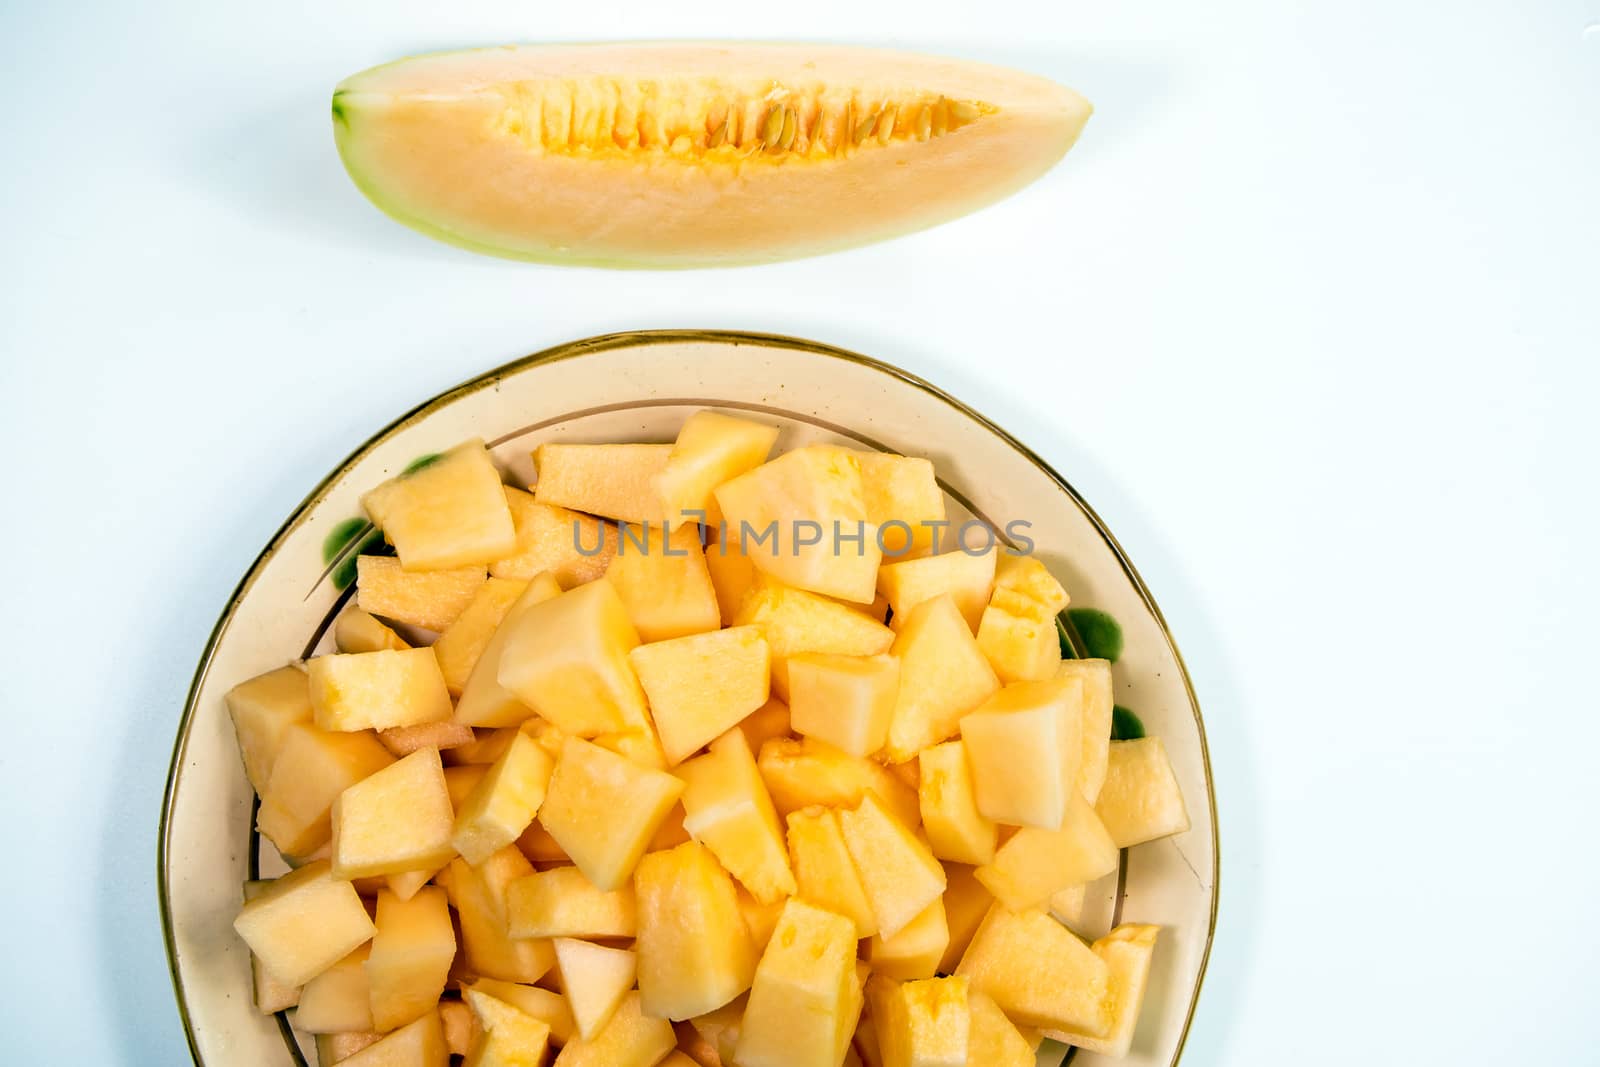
[333, 44, 1091, 267]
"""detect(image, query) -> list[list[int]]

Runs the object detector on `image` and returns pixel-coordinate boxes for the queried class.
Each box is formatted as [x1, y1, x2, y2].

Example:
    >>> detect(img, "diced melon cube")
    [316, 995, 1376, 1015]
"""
[1044, 924, 1160, 1057]
[506, 865, 636, 940]
[876, 548, 996, 632]
[916, 740, 997, 865]
[514, 819, 568, 864]
[552, 938, 636, 1040]
[460, 979, 575, 1046]
[605, 522, 721, 641]
[866, 974, 969, 1067]
[960, 677, 1082, 830]
[462, 988, 553, 1067]
[1095, 737, 1190, 848]
[367, 887, 455, 1033]
[438, 1000, 478, 1057]
[737, 697, 792, 755]
[432, 577, 529, 694]
[655, 411, 781, 522]
[967, 990, 1034, 1067]
[336, 1011, 449, 1067]
[676, 731, 795, 903]
[736, 887, 786, 956]
[377, 720, 475, 758]
[335, 607, 411, 654]
[786, 806, 878, 938]
[385, 866, 440, 904]
[443, 764, 488, 808]
[974, 794, 1119, 910]
[442, 851, 555, 985]
[451, 732, 554, 866]
[1056, 659, 1114, 804]
[308, 649, 454, 732]
[704, 531, 758, 625]
[332, 748, 455, 879]
[362, 439, 518, 571]
[1049, 884, 1088, 932]
[756, 736, 920, 831]
[955, 904, 1111, 1035]
[787, 652, 899, 758]
[356, 556, 487, 633]
[634, 841, 756, 1020]
[550, 992, 676, 1067]
[714, 445, 883, 604]
[257, 725, 394, 858]
[491, 487, 617, 587]
[868, 896, 948, 982]
[533, 442, 671, 524]
[837, 792, 946, 940]
[225, 664, 313, 793]
[494, 581, 648, 738]
[234, 860, 375, 989]
[539, 737, 684, 891]
[735, 899, 862, 1067]
[734, 577, 895, 699]
[316, 1029, 383, 1063]
[628, 625, 770, 766]
[855, 452, 945, 559]
[242, 881, 301, 1014]
[453, 573, 563, 728]
[936, 864, 993, 975]
[975, 556, 1070, 683]
[885, 594, 1000, 763]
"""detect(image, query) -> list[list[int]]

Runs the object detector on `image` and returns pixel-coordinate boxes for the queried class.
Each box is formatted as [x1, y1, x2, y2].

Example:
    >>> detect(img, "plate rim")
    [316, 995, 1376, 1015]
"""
[157, 328, 1219, 1065]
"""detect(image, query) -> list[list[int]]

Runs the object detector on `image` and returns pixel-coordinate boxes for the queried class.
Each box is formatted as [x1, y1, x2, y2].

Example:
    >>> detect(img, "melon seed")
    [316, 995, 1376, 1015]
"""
[761, 106, 785, 148]
[854, 111, 879, 145]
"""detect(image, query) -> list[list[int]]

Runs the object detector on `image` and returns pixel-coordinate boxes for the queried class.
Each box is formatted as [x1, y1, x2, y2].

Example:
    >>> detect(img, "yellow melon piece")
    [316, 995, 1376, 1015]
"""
[549, 993, 675, 1066]
[960, 676, 1082, 830]
[385, 866, 441, 904]
[506, 865, 636, 940]
[786, 652, 899, 758]
[854, 452, 945, 559]
[462, 988, 553, 1067]
[453, 573, 563, 728]
[975, 555, 1071, 683]
[514, 819, 568, 864]
[737, 697, 792, 755]
[460, 980, 576, 1046]
[335, 607, 411, 654]
[604, 522, 721, 642]
[756, 736, 920, 831]
[551, 938, 636, 1041]
[704, 532, 758, 625]
[885, 594, 999, 763]
[876, 548, 995, 632]
[438, 1000, 479, 1057]
[225, 664, 314, 793]
[361, 440, 517, 571]
[634, 841, 756, 1020]
[866, 974, 969, 1067]
[491, 488, 617, 587]
[786, 806, 878, 938]
[333, 44, 1090, 267]
[714, 445, 881, 603]
[308, 649, 454, 732]
[494, 581, 649, 738]
[974, 794, 1119, 910]
[356, 556, 486, 633]
[234, 860, 375, 989]
[376, 720, 475, 758]
[936, 864, 993, 975]
[331, 748, 455, 879]
[675, 730, 794, 904]
[733, 578, 895, 699]
[655, 411, 781, 522]
[1056, 658, 1113, 803]
[735, 899, 862, 1067]
[916, 740, 997, 865]
[442, 851, 556, 985]
[367, 887, 456, 1033]
[628, 625, 770, 765]
[539, 737, 684, 891]
[837, 792, 946, 940]
[336, 1011, 449, 1067]
[1095, 736, 1190, 848]
[967, 990, 1034, 1067]
[532, 442, 671, 524]
[1049, 884, 1089, 933]
[241, 881, 301, 1014]
[1044, 924, 1160, 1056]
[257, 725, 394, 858]
[432, 577, 528, 694]
[868, 897, 948, 982]
[955, 903, 1110, 1035]
[736, 887, 786, 956]
[686, 996, 746, 1061]
[452, 732, 555, 866]
[316, 1030, 384, 1063]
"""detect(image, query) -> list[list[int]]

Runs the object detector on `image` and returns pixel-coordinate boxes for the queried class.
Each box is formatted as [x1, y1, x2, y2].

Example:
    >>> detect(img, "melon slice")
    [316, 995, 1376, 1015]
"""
[333, 44, 1091, 267]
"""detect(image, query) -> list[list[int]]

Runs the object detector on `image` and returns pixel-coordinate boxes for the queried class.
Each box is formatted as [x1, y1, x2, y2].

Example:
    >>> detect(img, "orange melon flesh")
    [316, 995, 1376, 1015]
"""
[333, 43, 1092, 267]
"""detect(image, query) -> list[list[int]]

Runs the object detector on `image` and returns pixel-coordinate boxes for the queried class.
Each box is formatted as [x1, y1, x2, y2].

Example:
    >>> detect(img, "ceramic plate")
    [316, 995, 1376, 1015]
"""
[159, 330, 1217, 1066]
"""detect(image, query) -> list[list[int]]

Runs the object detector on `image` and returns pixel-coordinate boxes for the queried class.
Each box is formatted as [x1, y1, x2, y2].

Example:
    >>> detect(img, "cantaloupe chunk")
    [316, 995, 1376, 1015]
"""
[506, 865, 636, 940]
[714, 445, 882, 604]
[234, 860, 375, 989]
[787, 652, 899, 758]
[736, 887, 786, 956]
[331, 748, 455, 879]
[550, 991, 676, 1067]
[837, 792, 946, 940]
[974, 794, 1118, 910]
[368, 887, 455, 1033]
[975, 555, 1071, 683]
[431, 577, 528, 694]
[539, 737, 684, 891]
[866, 974, 969, 1067]
[756, 736, 920, 831]
[655, 411, 781, 522]
[1044, 924, 1160, 1057]
[242, 881, 301, 1014]
[443, 765, 489, 806]
[876, 548, 995, 632]
[605, 522, 721, 642]
[628, 625, 770, 765]
[1095, 736, 1190, 848]
[552, 938, 636, 1040]
[855, 453, 945, 559]
[438, 1000, 478, 1057]
[955, 903, 1110, 1035]
[737, 697, 792, 755]
[451, 732, 554, 866]
[316, 1030, 383, 1063]
[675, 731, 794, 904]
[1049, 884, 1088, 933]
[634, 841, 756, 1020]
[453, 572, 563, 728]
[704, 532, 758, 625]
[460, 979, 576, 1046]
[734, 578, 895, 699]
[336, 1011, 449, 1067]
[960, 676, 1082, 830]
[884, 594, 999, 763]
[384, 866, 441, 904]
[257, 725, 394, 858]
[786, 806, 878, 938]
[335, 607, 411, 654]
[735, 899, 862, 1067]
[356, 556, 486, 633]
[1057, 658, 1114, 804]
[533, 443, 671, 524]
[442, 851, 555, 985]
[308, 649, 454, 732]
[967, 990, 1034, 1067]
[916, 740, 997, 865]
[361, 440, 517, 571]
[936, 864, 993, 975]
[462, 988, 553, 1067]
[376, 720, 475, 758]
[491, 487, 617, 587]
[494, 581, 649, 738]
[868, 897, 948, 982]
[225, 664, 314, 793]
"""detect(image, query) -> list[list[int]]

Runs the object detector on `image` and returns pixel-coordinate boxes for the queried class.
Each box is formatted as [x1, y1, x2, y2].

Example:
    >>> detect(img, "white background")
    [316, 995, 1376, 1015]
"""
[2, 1, 1596, 1063]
